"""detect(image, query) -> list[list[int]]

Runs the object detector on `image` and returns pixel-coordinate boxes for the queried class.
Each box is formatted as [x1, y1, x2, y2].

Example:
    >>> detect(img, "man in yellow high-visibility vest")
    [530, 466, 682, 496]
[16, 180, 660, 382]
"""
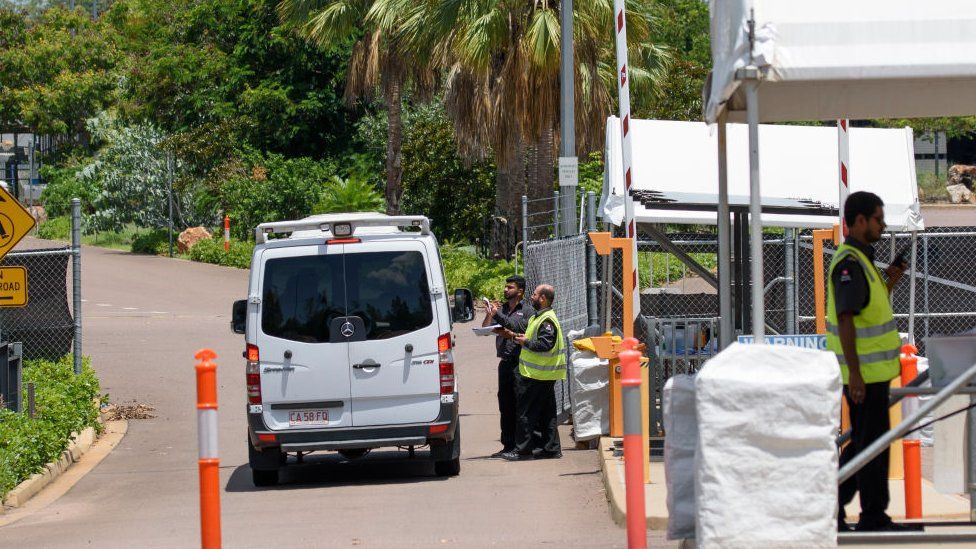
[500, 284, 566, 461]
[827, 191, 909, 533]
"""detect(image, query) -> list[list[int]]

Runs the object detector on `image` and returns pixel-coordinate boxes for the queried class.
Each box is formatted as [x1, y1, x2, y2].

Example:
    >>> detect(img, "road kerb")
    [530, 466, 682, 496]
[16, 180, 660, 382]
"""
[0, 419, 128, 526]
[598, 436, 669, 530]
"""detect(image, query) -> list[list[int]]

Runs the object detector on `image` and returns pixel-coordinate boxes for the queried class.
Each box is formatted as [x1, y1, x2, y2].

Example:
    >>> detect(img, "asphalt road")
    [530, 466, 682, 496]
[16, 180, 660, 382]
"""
[1, 241, 662, 548]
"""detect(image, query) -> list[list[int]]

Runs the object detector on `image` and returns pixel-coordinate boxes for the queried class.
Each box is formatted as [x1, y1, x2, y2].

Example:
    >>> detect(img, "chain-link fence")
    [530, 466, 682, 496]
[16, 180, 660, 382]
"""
[524, 234, 589, 419]
[796, 227, 976, 355]
[0, 205, 81, 369]
[594, 224, 976, 435]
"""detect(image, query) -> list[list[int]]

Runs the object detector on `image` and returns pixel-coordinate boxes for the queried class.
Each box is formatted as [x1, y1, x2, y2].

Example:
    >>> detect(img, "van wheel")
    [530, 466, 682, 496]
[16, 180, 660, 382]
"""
[434, 426, 461, 477]
[248, 437, 281, 487]
[251, 468, 278, 487]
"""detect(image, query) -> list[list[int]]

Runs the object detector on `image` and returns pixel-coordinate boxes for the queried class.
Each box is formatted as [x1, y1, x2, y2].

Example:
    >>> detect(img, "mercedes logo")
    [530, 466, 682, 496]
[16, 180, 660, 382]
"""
[340, 321, 356, 338]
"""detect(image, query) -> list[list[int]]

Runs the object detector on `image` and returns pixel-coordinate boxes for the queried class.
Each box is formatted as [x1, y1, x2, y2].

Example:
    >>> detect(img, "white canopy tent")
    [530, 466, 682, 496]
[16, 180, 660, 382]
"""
[602, 118, 923, 231]
[702, 0, 976, 344]
[705, 1, 976, 124]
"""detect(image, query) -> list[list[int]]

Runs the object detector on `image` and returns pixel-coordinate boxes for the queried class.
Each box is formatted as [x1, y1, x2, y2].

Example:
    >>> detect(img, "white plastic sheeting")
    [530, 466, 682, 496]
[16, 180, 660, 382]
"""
[568, 348, 609, 441]
[705, 1, 976, 123]
[695, 343, 841, 548]
[602, 118, 923, 231]
[663, 374, 698, 541]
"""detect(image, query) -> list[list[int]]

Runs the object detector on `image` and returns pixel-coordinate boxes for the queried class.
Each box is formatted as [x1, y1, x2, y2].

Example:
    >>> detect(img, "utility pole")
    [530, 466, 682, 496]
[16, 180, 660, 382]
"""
[558, 0, 578, 237]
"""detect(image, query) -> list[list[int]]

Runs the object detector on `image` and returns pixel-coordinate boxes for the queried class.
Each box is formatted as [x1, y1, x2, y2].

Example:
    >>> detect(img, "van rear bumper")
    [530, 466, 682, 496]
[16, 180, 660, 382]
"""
[247, 396, 459, 451]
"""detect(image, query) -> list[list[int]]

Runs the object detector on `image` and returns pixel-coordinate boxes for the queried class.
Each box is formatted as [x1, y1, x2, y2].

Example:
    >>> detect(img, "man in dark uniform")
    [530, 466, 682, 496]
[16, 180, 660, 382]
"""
[827, 191, 909, 532]
[501, 284, 566, 461]
[483, 275, 533, 458]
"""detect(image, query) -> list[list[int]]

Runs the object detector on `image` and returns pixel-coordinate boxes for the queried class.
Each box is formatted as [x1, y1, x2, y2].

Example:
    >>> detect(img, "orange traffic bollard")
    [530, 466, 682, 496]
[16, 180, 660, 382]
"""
[619, 337, 646, 549]
[195, 349, 221, 549]
[900, 344, 922, 519]
[223, 215, 230, 253]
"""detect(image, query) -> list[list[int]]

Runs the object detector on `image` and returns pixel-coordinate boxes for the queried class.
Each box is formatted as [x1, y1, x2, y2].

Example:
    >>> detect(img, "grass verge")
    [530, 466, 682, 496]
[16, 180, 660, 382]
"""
[0, 355, 101, 498]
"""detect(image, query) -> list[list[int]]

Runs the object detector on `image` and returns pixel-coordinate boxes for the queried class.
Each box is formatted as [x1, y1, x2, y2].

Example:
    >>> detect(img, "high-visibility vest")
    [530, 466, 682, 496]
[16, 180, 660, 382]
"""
[826, 243, 901, 384]
[518, 309, 567, 381]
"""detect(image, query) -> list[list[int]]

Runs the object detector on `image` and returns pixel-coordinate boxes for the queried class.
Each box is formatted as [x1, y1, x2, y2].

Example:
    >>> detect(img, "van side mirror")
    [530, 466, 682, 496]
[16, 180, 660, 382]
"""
[231, 299, 247, 334]
[452, 288, 474, 323]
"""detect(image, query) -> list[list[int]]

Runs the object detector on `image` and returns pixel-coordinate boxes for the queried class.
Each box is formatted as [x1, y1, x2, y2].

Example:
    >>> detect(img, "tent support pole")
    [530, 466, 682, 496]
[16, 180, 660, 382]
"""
[717, 110, 733, 348]
[744, 70, 765, 340]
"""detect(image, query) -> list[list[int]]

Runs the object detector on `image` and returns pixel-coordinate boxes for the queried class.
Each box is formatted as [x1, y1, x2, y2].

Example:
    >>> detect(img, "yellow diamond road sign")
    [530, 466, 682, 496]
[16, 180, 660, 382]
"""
[0, 266, 27, 307]
[0, 185, 35, 261]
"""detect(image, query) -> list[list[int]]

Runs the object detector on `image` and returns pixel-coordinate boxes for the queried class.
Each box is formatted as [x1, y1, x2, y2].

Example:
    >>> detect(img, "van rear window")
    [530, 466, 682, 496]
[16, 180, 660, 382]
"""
[262, 255, 344, 343]
[345, 251, 433, 340]
[261, 251, 433, 343]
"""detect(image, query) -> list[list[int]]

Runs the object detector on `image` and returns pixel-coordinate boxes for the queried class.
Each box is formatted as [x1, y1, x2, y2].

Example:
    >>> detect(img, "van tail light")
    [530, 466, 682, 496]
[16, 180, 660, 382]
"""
[438, 333, 454, 395]
[246, 343, 262, 405]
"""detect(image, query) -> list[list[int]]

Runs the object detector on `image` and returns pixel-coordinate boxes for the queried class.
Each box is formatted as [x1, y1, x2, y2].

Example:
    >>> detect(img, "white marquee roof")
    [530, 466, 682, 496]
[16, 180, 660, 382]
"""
[704, 0, 976, 123]
[602, 118, 924, 231]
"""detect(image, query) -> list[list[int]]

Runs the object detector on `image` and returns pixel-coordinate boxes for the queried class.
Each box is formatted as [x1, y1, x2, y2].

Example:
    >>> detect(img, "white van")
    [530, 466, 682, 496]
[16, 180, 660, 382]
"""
[231, 213, 474, 486]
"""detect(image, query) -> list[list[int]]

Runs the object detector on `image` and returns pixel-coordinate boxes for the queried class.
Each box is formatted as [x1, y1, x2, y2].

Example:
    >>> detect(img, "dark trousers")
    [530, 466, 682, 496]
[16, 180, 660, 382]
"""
[839, 381, 891, 527]
[497, 358, 519, 450]
[514, 374, 560, 455]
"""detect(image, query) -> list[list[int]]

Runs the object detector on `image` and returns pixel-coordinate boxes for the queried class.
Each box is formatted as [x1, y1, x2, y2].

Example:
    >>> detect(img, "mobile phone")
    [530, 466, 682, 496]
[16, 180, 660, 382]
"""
[893, 246, 911, 268]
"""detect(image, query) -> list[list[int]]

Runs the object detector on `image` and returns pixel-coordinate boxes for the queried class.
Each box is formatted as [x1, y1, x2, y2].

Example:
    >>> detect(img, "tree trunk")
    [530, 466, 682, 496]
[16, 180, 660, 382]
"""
[385, 78, 404, 215]
[492, 136, 524, 258]
[525, 125, 556, 239]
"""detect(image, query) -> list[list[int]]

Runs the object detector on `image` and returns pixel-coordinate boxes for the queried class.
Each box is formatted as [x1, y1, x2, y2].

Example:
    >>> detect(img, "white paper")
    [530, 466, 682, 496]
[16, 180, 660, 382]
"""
[472, 325, 501, 336]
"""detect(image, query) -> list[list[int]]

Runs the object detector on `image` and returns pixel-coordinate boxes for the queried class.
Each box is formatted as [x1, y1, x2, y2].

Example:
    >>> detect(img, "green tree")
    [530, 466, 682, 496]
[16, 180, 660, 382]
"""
[637, 0, 710, 121]
[0, 7, 121, 146]
[277, 0, 437, 215]
[355, 101, 495, 243]
[116, 0, 355, 157]
[416, 0, 667, 247]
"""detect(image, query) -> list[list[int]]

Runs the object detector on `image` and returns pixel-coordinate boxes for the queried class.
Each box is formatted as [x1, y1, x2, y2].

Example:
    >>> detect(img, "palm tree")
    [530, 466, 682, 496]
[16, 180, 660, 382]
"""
[277, 0, 436, 215]
[414, 0, 667, 252]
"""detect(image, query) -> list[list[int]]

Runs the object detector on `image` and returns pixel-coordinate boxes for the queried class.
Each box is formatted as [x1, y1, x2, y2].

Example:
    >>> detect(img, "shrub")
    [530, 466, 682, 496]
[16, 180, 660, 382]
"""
[130, 229, 171, 255]
[440, 244, 514, 301]
[189, 238, 254, 269]
[0, 355, 101, 498]
[38, 163, 100, 218]
[218, 152, 337, 240]
[313, 176, 385, 214]
[36, 216, 71, 241]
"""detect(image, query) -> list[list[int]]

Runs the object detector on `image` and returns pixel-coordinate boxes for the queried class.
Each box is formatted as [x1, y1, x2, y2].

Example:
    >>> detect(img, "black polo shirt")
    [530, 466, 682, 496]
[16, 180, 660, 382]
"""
[493, 298, 534, 361]
[832, 237, 875, 316]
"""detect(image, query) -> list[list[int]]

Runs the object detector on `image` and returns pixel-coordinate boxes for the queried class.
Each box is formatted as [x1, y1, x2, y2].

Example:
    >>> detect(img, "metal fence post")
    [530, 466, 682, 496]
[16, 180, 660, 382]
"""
[785, 228, 796, 334]
[586, 191, 598, 327]
[908, 231, 918, 344]
[168, 153, 174, 258]
[72, 198, 82, 375]
[923, 234, 930, 341]
[521, 195, 528, 275]
[553, 191, 561, 239]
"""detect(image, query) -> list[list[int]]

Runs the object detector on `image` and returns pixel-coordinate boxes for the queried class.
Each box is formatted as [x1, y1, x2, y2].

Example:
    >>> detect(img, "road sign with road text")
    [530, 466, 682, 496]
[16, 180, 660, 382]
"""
[0, 185, 35, 260]
[0, 266, 28, 307]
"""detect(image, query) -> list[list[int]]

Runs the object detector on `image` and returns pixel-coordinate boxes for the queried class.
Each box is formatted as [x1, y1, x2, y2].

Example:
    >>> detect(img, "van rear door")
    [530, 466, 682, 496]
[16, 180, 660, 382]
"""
[256, 244, 352, 430]
[344, 241, 442, 426]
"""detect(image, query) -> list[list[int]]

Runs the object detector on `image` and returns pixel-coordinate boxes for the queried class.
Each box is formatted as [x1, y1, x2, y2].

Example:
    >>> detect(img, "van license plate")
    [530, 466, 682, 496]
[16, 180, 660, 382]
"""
[288, 410, 329, 426]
